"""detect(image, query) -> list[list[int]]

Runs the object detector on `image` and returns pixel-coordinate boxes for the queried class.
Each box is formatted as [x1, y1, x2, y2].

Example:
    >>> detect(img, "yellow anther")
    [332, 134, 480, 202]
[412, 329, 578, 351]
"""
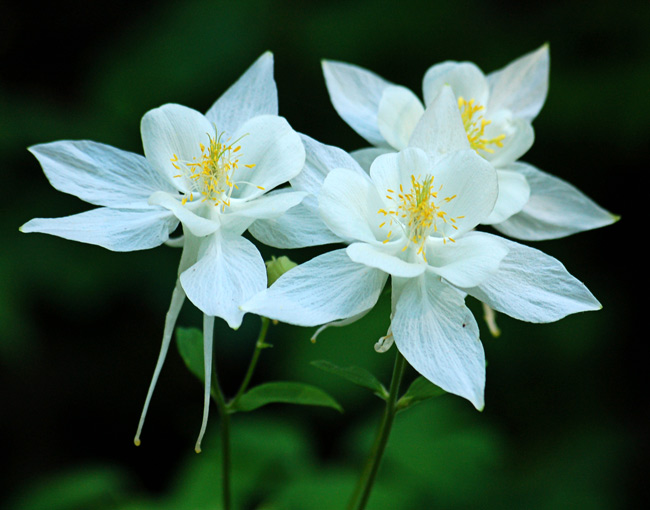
[379, 174, 463, 261]
[171, 128, 261, 209]
[458, 96, 506, 155]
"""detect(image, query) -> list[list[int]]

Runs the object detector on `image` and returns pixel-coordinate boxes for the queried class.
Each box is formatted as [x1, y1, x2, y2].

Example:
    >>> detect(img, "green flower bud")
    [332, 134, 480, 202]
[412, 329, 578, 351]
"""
[265, 256, 297, 286]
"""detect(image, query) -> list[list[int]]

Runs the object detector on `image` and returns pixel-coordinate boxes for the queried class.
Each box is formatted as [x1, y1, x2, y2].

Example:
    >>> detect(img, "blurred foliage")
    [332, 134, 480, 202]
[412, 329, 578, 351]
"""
[0, 0, 645, 509]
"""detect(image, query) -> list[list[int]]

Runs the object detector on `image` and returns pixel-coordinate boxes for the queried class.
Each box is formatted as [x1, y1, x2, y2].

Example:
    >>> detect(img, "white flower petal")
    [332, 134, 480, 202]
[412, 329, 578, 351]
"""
[487, 44, 550, 122]
[180, 232, 266, 328]
[319, 168, 384, 244]
[350, 147, 394, 172]
[221, 189, 307, 237]
[347, 242, 426, 278]
[484, 116, 534, 167]
[229, 115, 305, 199]
[377, 85, 424, 150]
[242, 249, 388, 326]
[293, 134, 366, 195]
[370, 147, 430, 196]
[248, 199, 342, 249]
[464, 237, 601, 323]
[20, 207, 178, 252]
[482, 169, 531, 224]
[425, 231, 508, 288]
[204, 52, 278, 134]
[141, 104, 213, 190]
[408, 86, 470, 161]
[492, 162, 619, 240]
[148, 191, 220, 237]
[230, 189, 306, 219]
[29, 141, 174, 209]
[422, 61, 489, 107]
[322, 60, 393, 147]
[429, 150, 498, 236]
[392, 273, 485, 410]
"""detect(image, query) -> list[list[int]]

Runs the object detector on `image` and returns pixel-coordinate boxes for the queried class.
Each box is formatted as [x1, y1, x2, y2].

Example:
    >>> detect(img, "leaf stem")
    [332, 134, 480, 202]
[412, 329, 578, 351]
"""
[347, 350, 407, 510]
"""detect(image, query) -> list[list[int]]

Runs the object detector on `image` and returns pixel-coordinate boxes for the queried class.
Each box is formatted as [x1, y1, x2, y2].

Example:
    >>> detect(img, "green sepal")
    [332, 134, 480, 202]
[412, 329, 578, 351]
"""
[230, 382, 343, 413]
[396, 376, 446, 412]
[311, 360, 388, 399]
[176, 327, 205, 384]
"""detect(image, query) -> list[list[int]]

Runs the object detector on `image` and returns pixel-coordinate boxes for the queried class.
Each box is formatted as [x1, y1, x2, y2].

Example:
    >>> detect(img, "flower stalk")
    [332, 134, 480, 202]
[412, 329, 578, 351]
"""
[229, 316, 272, 406]
[209, 315, 272, 510]
[348, 350, 408, 510]
[210, 356, 232, 510]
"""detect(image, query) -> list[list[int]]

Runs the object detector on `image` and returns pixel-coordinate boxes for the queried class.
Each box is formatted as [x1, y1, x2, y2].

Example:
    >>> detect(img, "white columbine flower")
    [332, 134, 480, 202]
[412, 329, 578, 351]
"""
[243, 142, 601, 409]
[20, 52, 306, 451]
[322, 44, 618, 240]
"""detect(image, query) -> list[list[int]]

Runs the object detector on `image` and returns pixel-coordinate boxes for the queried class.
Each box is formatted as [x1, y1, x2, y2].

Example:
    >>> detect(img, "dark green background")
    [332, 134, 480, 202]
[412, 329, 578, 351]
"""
[0, 0, 645, 508]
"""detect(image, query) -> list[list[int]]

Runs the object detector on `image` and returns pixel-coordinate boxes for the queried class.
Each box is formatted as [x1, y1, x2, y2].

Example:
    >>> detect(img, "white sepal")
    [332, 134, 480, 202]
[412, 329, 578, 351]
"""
[205, 52, 278, 134]
[242, 249, 388, 327]
[464, 237, 602, 323]
[487, 44, 550, 122]
[20, 207, 178, 252]
[392, 273, 485, 410]
[377, 85, 424, 150]
[492, 162, 619, 240]
[29, 141, 175, 209]
[322, 60, 393, 147]
[248, 199, 342, 249]
[408, 86, 470, 161]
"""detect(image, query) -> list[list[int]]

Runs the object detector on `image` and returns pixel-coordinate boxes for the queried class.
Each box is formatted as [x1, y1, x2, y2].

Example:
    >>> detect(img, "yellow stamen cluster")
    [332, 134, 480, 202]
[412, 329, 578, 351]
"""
[378, 175, 463, 262]
[170, 129, 259, 211]
[458, 97, 506, 155]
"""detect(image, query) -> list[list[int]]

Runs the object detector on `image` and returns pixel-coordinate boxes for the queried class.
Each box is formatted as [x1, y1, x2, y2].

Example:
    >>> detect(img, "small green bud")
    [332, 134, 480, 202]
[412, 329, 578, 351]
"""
[265, 256, 297, 286]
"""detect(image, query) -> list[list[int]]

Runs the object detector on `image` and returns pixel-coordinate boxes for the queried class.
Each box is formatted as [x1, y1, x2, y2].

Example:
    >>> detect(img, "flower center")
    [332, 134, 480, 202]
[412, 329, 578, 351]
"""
[458, 97, 506, 155]
[378, 174, 462, 262]
[170, 129, 259, 210]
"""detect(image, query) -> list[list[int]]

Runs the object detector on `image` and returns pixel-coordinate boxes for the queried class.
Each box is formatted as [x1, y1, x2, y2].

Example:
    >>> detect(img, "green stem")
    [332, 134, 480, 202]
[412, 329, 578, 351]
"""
[230, 316, 271, 407]
[209, 316, 271, 510]
[348, 350, 407, 510]
[211, 358, 232, 510]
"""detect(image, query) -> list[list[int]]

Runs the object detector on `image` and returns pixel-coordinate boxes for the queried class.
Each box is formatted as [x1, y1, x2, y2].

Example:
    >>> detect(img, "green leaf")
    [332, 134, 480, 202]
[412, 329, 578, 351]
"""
[311, 360, 388, 398]
[232, 382, 343, 413]
[396, 376, 446, 412]
[176, 327, 205, 384]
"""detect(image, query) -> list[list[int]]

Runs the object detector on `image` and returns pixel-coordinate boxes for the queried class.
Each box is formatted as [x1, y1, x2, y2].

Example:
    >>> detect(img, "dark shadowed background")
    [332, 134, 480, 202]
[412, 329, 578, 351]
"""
[0, 0, 645, 509]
